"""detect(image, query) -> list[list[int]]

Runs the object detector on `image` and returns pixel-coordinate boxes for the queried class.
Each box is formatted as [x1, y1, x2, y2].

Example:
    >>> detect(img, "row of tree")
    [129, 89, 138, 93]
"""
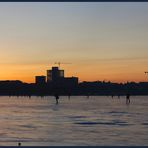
[0, 80, 148, 96]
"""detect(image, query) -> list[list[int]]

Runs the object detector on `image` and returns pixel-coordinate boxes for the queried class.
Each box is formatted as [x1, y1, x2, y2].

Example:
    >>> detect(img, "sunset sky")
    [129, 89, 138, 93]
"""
[0, 2, 148, 83]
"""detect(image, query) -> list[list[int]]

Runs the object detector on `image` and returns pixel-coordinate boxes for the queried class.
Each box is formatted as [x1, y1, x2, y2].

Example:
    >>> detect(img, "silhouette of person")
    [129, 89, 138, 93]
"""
[86, 94, 89, 98]
[18, 142, 21, 146]
[111, 95, 114, 99]
[118, 95, 120, 99]
[126, 94, 130, 104]
[68, 93, 71, 100]
[55, 94, 59, 104]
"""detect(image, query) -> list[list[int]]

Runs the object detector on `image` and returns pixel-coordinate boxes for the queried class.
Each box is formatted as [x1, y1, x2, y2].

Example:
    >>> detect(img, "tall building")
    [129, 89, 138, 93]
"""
[47, 67, 64, 82]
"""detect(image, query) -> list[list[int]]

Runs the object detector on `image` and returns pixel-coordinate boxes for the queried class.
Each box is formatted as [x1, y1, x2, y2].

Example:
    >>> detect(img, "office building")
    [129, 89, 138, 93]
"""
[35, 76, 46, 84]
[47, 67, 64, 82]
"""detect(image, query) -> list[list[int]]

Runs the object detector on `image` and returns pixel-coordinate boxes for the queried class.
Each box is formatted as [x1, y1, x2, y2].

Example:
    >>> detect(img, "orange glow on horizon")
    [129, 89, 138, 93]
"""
[0, 63, 147, 84]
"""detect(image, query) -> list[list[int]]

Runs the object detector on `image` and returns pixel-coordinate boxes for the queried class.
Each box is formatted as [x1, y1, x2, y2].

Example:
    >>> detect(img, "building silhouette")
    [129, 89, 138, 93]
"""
[46, 66, 78, 88]
[47, 67, 64, 82]
[1, 66, 148, 96]
[35, 66, 78, 94]
[35, 76, 46, 85]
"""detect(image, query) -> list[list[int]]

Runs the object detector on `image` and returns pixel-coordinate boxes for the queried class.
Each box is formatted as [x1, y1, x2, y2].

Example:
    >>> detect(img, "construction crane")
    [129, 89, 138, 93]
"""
[54, 62, 71, 68]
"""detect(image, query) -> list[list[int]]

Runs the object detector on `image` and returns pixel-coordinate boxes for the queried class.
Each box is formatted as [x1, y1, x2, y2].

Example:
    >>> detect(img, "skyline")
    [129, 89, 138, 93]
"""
[0, 2, 148, 83]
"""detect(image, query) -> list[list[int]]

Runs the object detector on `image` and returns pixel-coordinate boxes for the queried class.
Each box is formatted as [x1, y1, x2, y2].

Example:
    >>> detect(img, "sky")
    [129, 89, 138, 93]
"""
[0, 2, 148, 83]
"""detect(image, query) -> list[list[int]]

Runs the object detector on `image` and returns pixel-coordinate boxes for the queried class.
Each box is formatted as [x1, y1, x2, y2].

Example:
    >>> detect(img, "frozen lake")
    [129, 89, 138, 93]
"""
[0, 96, 147, 146]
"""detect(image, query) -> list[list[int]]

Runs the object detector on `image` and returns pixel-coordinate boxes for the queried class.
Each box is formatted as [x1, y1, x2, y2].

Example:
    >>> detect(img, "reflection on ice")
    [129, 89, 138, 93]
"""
[0, 96, 147, 146]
